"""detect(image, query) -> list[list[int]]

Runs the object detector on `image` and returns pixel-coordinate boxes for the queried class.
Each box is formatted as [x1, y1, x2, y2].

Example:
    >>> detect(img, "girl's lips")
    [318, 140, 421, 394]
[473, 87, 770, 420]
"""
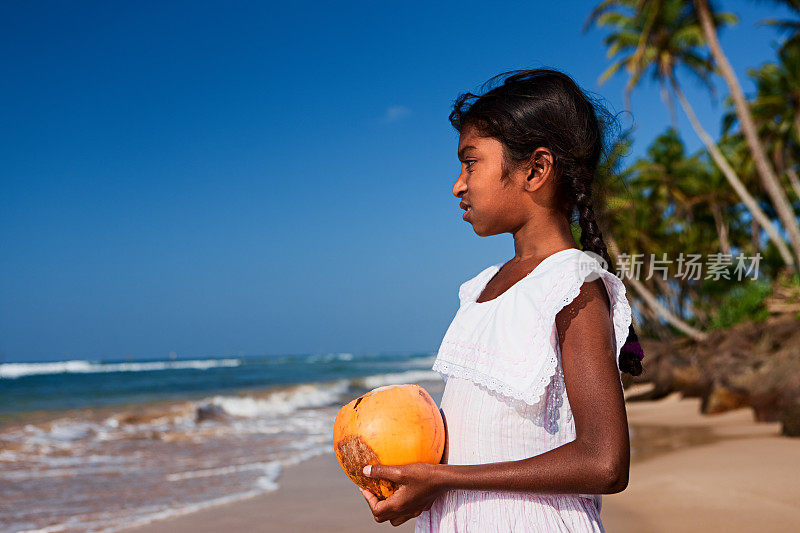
[462, 207, 471, 221]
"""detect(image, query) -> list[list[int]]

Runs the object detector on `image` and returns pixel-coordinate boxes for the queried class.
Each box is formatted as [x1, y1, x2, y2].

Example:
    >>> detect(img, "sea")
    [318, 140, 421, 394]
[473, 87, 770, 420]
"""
[0, 352, 443, 533]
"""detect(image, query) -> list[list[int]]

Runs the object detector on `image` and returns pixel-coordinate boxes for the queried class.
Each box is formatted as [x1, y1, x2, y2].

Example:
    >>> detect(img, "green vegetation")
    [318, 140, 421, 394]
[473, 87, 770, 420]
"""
[584, 0, 800, 338]
[708, 279, 772, 330]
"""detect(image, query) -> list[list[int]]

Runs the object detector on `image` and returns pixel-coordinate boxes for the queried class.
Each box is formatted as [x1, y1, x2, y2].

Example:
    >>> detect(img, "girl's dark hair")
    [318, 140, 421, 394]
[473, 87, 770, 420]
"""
[450, 68, 643, 376]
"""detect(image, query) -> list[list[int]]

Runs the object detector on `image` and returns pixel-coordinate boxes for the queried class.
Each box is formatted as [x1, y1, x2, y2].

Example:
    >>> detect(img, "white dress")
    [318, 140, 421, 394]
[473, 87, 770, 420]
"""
[415, 248, 633, 532]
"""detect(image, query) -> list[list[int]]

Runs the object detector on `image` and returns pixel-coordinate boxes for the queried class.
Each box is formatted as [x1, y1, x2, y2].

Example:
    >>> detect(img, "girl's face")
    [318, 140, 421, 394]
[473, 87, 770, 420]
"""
[453, 126, 532, 236]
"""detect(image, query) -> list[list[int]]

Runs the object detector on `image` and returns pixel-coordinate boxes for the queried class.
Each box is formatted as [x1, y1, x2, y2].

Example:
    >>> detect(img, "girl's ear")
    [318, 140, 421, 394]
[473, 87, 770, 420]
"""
[524, 147, 554, 193]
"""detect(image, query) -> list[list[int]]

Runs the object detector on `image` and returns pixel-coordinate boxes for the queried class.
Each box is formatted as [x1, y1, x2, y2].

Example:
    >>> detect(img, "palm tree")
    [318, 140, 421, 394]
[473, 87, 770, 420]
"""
[607, 235, 709, 340]
[594, 129, 710, 340]
[693, 0, 800, 270]
[759, 0, 800, 53]
[724, 43, 800, 200]
[585, 0, 715, 117]
[585, 0, 797, 268]
[696, 161, 749, 256]
[635, 127, 737, 254]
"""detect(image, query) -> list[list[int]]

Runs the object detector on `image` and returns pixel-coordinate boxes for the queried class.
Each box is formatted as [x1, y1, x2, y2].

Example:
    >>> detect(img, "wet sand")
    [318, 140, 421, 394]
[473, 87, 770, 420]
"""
[125, 388, 800, 532]
[601, 390, 800, 532]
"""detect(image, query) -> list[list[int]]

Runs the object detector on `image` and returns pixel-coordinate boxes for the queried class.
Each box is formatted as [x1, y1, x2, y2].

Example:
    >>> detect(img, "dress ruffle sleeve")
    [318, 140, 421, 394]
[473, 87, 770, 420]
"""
[432, 250, 633, 407]
[544, 254, 634, 375]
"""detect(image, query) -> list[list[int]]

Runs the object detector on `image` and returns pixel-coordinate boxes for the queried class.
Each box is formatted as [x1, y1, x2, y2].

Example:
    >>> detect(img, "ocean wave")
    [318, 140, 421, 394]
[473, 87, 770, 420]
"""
[105, 447, 333, 533]
[164, 445, 331, 485]
[0, 358, 242, 379]
[0, 362, 446, 532]
[398, 354, 437, 368]
[2, 370, 441, 451]
[359, 370, 441, 388]
[304, 352, 354, 363]
[205, 380, 350, 418]
[166, 460, 282, 482]
[201, 370, 441, 419]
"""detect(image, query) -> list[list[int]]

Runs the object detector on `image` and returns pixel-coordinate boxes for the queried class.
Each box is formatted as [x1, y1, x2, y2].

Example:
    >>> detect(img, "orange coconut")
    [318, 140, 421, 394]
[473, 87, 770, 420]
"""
[332, 384, 445, 500]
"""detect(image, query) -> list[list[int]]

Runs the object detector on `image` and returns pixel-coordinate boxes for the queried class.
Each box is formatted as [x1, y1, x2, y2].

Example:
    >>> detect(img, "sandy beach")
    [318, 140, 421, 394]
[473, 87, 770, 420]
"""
[123, 386, 800, 533]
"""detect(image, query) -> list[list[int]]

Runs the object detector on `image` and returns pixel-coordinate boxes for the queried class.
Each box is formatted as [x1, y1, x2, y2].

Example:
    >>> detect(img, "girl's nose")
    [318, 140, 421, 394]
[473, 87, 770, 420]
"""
[452, 172, 467, 198]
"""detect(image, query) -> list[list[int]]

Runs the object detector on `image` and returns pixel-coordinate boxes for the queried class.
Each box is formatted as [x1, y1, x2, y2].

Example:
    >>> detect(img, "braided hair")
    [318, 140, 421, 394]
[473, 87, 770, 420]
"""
[449, 68, 643, 376]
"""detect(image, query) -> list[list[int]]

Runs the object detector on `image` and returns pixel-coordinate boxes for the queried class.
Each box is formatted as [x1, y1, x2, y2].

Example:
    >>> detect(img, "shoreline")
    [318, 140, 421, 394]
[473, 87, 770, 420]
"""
[2, 376, 439, 533]
[123, 388, 800, 533]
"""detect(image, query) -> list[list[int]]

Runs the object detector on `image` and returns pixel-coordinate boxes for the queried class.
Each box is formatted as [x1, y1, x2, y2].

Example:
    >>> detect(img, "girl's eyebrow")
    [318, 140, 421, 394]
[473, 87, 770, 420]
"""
[458, 145, 477, 159]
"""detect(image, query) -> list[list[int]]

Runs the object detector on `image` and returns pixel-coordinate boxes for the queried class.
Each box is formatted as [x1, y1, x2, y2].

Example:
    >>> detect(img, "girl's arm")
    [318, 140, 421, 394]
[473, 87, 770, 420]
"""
[361, 279, 630, 525]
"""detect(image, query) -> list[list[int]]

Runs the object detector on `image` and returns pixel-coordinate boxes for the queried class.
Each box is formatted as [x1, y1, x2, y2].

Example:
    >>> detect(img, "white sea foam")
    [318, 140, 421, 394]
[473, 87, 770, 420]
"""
[206, 380, 350, 418]
[305, 352, 354, 363]
[205, 369, 440, 421]
[167, 460, 282, 481]
[0, 358, 241, 379]
[94, 449, 332, 533]
[18, 525, 68, 533]
[14, 421, 100, 449]
[398, 354, 437, 368]
[360, 370, 441, 388]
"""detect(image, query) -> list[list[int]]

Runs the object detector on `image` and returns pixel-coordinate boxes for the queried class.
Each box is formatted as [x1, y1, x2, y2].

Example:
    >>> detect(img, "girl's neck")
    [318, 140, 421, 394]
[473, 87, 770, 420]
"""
[510, 212, 576, 262]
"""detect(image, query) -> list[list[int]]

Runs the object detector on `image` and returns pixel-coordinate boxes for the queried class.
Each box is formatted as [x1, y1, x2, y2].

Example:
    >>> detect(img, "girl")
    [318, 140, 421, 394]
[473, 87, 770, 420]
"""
[360, 68, 644, 531]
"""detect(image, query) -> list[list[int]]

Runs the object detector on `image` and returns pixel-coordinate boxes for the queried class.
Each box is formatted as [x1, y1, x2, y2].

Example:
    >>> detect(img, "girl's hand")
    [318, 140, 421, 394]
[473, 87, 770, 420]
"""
[359, 463, 445, 526]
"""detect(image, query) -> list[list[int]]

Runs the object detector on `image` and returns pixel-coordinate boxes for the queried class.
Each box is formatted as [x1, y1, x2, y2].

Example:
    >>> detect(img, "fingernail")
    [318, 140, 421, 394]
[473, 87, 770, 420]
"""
[363, 465, 372, 477]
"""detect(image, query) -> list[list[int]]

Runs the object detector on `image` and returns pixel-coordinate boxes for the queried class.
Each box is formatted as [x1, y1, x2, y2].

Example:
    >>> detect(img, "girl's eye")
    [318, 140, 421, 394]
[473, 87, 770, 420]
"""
[464, 160, 476, 171]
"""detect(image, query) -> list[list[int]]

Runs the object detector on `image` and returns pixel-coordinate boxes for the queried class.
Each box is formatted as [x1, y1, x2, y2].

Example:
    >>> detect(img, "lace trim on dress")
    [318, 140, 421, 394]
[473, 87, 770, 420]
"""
[432, 352, 559, 407]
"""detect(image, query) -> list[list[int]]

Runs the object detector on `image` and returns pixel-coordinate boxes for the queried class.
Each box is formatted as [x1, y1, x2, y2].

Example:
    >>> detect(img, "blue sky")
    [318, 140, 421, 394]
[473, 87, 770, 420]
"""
[0, 0, 791, 362]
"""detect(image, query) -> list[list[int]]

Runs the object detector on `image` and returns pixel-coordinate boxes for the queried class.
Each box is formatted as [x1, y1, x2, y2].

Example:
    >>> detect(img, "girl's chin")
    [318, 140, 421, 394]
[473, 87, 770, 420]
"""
[470, 221, 503, 237]
[463, 211, 495, 236]
[469, 221, 491, 237]
[463, 212, 479, 230]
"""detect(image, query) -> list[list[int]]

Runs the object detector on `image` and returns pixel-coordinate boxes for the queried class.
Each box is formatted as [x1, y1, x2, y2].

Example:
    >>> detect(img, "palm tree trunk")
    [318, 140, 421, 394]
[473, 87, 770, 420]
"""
[694, 0, 800, 269]
[659, 81, 678, 129]
[606, 236, 708, 341]
[634, 296, 673, 340]
[686, 286, 708, 325]
[787, 168, 800, 201]
[709, 201, 731, 255]
[794, 112, 800, 150]
[752, 219, 761, 253]
[671, 77, 796, 268]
